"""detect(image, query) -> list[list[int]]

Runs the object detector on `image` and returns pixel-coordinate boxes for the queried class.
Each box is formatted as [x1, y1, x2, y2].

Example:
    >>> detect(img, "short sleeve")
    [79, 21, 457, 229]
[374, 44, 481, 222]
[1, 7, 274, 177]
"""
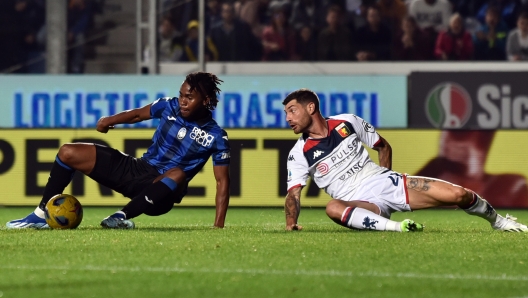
[287, 141, 309, 191]
[212, 130, 230, 166]
[150, 97, 177, 119]
[332, 114, 380, 148]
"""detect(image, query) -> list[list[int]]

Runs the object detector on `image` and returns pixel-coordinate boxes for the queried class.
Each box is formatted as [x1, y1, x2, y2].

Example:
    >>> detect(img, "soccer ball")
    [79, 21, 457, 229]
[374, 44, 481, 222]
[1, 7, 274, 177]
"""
[44, 194, 83, 229]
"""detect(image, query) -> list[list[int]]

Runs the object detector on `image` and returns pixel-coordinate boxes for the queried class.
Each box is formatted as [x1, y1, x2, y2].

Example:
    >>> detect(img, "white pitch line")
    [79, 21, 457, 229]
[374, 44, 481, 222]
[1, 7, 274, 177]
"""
[1, 265, 528, 282]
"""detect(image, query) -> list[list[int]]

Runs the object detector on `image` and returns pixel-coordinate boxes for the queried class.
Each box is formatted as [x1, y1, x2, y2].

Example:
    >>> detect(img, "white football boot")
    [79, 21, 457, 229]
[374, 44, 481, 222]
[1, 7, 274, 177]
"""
[492, 214, 528, 232]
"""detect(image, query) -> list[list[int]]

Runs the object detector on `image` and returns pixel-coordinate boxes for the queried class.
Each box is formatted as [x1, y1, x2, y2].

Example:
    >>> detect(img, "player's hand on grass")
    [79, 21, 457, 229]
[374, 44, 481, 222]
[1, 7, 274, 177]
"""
[286, 224, 303, 231]
[96, 117, 115, 133]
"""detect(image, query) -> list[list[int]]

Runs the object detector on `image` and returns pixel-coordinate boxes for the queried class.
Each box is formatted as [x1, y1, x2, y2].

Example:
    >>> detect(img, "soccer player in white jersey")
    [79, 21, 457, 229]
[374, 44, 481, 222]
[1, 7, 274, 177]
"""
[283, 89, 528, 232]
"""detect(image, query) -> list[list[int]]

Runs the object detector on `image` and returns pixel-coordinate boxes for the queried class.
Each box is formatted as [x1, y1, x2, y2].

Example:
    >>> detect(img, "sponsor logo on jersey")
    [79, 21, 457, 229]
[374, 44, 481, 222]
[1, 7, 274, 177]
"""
[168, 115, 177, 121]
[338, 162, 364, 181]
[316, 162, 329, 175]
[335, 123, 351, 138]
[313, 150, 324, 159]
[288, 155, 295, 161]
[425, 82, 472, 128]
[220, 152, 230, 159]
[190, 127, 215, 147]
[362, 120, 375, 133]
[177, 127, 187, 140]
[287, 170, 292, 182]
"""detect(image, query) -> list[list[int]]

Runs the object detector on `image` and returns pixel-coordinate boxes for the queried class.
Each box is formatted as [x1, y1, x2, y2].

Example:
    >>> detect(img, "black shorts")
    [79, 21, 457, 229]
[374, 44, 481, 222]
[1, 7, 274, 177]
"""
[88, 144, 187, 216]
[88, 144, 160, 199]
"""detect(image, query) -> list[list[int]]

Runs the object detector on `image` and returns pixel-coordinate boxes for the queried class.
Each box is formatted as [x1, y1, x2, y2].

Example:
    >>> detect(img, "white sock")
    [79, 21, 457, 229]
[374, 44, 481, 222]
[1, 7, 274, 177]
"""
[341, 207, 402, 232]
[463, 193, 497, 223]
[34, 206, 45, 219]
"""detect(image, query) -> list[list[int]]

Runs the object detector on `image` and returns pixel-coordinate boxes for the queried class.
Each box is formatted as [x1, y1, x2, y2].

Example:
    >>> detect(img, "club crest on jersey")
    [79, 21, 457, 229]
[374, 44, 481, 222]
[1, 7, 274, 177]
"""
[190, 127, 215, 147]
[313, 150, 324, 159]
[335, 123, 351, 138]
[177, 127, 187, 140]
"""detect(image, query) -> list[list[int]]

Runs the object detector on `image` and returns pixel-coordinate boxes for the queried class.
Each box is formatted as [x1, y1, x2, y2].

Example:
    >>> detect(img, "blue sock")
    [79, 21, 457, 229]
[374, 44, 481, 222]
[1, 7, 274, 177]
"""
[39, 156, 75, 210]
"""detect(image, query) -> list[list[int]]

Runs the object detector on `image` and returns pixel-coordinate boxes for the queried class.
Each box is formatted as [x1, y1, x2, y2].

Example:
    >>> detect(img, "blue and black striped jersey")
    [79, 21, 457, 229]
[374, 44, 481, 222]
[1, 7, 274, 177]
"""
[141, 97, 230, 180]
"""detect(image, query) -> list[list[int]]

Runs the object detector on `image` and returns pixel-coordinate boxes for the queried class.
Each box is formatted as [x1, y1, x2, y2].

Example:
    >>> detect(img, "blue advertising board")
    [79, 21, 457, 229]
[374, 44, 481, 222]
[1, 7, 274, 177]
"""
[0, 75, 407, 128]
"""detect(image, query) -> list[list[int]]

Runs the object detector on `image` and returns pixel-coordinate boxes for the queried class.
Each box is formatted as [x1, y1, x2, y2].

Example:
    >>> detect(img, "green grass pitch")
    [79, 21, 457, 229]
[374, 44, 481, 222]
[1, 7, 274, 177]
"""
[1, 207, 527, 298]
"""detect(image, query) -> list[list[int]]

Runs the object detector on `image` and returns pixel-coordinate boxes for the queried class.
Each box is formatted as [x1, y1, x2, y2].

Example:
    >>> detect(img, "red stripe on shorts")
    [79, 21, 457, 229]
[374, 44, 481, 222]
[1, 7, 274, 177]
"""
[403, 174, 409, 204]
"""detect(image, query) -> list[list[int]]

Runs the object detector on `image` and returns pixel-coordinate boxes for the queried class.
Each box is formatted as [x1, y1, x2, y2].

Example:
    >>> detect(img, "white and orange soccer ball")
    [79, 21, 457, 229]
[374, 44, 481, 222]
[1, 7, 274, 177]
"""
[44, 194, 83, 229]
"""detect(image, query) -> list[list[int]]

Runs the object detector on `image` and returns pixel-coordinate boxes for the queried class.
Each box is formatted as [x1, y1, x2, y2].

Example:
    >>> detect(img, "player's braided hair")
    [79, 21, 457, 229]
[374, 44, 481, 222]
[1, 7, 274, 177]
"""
[282, 88, 320, 112]
[185, 72, 223, 110]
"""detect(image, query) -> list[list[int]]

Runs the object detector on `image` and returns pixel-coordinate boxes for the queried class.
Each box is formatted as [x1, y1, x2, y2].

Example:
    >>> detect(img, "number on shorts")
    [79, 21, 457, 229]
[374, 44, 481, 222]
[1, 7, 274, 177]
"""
[388, 172, 403, 186]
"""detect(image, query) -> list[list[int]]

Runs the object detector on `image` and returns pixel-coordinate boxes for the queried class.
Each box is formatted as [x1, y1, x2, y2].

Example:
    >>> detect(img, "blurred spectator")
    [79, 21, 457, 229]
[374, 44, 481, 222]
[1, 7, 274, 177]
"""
[209, 2, 262, 61]
[476, 0, 520, 29]
[409, 0, 452, 33]
[354, 5, 392, 61]
[451, 0, 487, 17]
[317, 5, 353, 60]
[435, 13, 474, 60]
[295, 24, 317, 60]
[0, 0, 33, 73]
[392, 16, 434, 60]
[235, 0, 263, 37]
[261, 3, 297, 60]
[206, 0, 223, 33]
[506, 11, 528, 60]
[181, 20, 218, 62]
[24, 0, 46, 73]
[290, 0, 326, 34]
[67, 0, 95, 73]
[378, 0, 408, 32]
[473, 6, 508, 60]
[158, 15, 184, 62]
[346, 0, 376, 32]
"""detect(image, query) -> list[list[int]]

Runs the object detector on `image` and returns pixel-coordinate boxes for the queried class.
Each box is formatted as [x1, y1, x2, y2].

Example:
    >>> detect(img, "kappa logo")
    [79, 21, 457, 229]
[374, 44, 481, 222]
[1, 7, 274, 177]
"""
[220, 152, 230, 159]
[190, 127, 215, 147]
[313, 150, 324, 159]
[177, 127, 187, 140]
[167, 115, 177, 121]
[362, 216, 378, 229]
[425, 82, 472, 128]
[288, 155, 295, 161]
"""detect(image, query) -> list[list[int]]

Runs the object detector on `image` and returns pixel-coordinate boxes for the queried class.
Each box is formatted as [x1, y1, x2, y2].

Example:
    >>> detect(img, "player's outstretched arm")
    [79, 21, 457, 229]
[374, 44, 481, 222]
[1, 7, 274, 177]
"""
[285, 186, 303, 231]
[96, 104, 153, 133]
[373, 135, 392, 170]
[213, 165, 230, 228]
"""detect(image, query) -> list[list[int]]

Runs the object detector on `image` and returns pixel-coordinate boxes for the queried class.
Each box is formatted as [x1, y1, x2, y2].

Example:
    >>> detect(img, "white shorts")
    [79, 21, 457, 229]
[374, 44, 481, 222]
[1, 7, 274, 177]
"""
[339, 170, 411, 218]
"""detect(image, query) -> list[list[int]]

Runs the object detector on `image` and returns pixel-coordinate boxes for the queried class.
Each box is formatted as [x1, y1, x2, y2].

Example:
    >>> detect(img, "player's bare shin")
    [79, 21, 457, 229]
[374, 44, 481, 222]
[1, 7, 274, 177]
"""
[213, 165, 230, 228]
[373, 136, 392, 170]
[285, 186, 302, 230]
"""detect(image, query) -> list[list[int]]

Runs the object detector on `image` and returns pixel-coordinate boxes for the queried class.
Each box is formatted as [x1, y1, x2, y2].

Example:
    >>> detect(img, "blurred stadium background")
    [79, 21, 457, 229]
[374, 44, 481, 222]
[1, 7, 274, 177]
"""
[1, 0, 528, 208]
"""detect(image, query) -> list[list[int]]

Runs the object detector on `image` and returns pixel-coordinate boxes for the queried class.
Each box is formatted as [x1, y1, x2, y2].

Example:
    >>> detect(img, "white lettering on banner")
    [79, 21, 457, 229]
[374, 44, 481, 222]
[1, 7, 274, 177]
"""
[477, 84, 528, 128]
[190, 127, 215, 147]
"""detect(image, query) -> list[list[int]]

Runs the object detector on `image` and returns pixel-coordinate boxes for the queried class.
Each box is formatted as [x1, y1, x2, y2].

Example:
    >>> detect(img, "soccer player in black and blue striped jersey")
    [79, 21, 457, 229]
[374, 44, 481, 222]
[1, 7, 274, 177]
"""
[6, 72, 231, 229]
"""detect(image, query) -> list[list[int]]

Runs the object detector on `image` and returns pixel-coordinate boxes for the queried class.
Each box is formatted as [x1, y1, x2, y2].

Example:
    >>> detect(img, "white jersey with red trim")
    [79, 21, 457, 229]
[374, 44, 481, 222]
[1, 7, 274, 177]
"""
[286, 114, 387, 200]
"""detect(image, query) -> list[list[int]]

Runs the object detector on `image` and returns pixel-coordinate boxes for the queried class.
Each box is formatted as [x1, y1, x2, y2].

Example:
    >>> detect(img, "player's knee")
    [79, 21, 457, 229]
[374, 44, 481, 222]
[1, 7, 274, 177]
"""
[57, 144, 77, 164]
[451, 187, 469, 204]
[325, 200, 344, 220]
